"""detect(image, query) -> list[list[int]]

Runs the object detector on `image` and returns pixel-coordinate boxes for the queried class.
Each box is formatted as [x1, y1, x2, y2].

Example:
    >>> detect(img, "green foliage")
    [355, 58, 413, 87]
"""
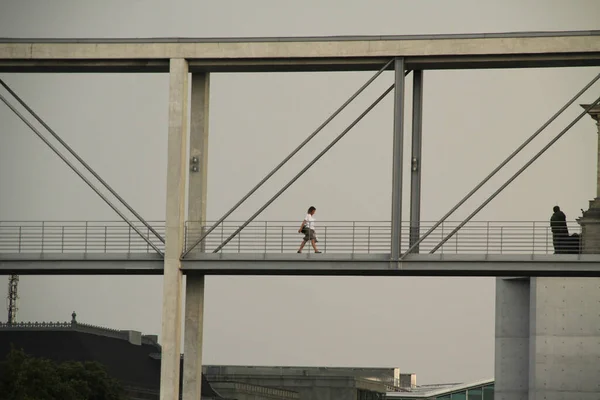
[0, 346, 126, 400]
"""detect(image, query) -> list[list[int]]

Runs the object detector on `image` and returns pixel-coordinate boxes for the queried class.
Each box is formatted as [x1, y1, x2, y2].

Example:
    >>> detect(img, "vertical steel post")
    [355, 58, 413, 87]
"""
[409, 70, 423, 253]
[391, 58, 406, 260]
[264, 222, 268, 253]
[41, 222, 45, 253]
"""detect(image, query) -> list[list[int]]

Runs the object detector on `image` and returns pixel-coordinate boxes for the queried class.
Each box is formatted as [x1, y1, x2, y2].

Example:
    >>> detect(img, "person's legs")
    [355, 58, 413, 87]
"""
[557, 233, 568, 254]
[297, 239, 307, 253]
[309, 230, 321, 253]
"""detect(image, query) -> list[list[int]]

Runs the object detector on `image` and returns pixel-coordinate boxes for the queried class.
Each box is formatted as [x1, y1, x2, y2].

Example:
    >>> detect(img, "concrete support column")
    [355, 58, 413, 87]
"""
[494, 278, 530, 399]
[160, 58, 189, 400]
[390, 58, 405, 260]
[182, 73, 210, 400]
[409, 70, 423, 253]
[183, 275, 205, 399]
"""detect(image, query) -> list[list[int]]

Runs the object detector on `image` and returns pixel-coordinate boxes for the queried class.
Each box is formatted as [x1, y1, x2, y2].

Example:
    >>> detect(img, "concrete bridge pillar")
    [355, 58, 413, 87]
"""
[160, 58, 189, 400]
[182, 72, 210, 400]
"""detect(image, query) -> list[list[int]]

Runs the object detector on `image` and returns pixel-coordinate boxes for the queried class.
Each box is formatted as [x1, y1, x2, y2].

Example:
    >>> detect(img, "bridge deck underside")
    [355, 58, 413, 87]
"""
[2, 253, 600, 277]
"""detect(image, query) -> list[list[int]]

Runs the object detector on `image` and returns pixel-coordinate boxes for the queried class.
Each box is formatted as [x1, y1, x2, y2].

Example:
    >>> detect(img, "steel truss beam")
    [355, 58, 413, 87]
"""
[7, 274, 18, 323]
[0, 87, 164, 256]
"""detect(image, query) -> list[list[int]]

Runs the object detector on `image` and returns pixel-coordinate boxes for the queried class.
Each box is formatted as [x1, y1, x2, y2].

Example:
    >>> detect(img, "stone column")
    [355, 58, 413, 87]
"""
[182, 73, 210, 400]
[576, 104, 600, 254]
[160, 58, 189, 400]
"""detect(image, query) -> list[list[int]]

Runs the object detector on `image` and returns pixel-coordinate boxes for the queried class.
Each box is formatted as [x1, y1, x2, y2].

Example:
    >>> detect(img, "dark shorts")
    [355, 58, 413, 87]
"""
[302, 228, 317, 241]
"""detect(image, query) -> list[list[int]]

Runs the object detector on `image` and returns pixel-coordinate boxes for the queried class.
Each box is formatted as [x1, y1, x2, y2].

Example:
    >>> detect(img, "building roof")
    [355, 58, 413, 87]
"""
[0, 313, 223, 399]
[387, 378, 494, 398]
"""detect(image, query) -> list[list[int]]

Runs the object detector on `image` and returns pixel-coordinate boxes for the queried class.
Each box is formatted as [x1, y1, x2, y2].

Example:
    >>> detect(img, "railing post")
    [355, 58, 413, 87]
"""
[367, 226, 371, 254]
[128, 225, 132, 253]
[532, 221, 536, 254]
[486, 222, 490, 254]
[455, 230, 458, 253]
[264, 221, 268, 253]
[184, 222, 187, 253]
[41, 221, 45, 253]
[440, 221, 444, 255]
[221, 224, 224, 253]
[147, 226, 150, 253]
[352, 222, 356, 253]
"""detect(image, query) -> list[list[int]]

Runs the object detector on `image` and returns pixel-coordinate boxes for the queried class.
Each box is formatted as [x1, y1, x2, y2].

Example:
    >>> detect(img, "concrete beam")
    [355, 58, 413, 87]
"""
[0, 31, 599, 73]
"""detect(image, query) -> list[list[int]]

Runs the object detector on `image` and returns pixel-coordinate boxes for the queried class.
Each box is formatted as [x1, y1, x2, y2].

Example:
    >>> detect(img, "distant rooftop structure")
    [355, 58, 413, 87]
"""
[387, 378, 494, 399]
[0, 312, 223, 399]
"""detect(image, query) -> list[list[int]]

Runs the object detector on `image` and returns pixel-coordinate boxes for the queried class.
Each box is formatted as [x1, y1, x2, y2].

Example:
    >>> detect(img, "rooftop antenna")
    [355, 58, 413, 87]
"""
[7, 274, 19, 324]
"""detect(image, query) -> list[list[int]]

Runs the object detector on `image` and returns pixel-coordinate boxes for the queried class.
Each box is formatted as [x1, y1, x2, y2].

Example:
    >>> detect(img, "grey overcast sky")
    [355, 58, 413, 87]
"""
[1, 0, 600, 385]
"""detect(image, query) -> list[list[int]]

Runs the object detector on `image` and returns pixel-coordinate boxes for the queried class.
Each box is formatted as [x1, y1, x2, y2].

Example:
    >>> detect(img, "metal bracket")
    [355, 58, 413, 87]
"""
[411, 157, 419, 172]
[190, 156, 199, 173]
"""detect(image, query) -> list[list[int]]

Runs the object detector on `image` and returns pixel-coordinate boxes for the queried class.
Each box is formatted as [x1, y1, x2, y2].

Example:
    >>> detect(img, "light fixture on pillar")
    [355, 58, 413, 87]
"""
[576, 103, 600, 254]
[190, 156, 199, 173]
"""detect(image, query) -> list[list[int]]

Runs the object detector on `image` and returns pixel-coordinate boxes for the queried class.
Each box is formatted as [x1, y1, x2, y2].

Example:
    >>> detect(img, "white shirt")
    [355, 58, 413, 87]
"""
[304, 214, 315, 230]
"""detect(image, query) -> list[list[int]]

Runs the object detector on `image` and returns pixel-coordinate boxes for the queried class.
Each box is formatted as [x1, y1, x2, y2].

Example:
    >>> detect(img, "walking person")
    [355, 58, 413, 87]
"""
[297, 206, 321, 253]
[550, 205, 569, 254]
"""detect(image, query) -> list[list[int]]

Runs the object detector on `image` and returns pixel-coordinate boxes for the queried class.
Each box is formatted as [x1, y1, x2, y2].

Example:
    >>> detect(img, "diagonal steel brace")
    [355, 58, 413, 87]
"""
[0, 91, 164, 256]
[429, 95, 600, 254]
[212, 73, 411, 253]
[400, 72, 600, 259]
[0, 78, 164, 245]
[181, 59, 396, 258]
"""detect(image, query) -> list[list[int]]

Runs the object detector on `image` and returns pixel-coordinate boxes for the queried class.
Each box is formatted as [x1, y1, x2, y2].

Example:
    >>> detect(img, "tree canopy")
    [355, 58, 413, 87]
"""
[0, 346, 126, 400]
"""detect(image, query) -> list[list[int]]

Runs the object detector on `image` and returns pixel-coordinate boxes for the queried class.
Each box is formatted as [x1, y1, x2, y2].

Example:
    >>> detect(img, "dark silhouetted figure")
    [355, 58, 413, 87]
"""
[550, 206, 569, 254]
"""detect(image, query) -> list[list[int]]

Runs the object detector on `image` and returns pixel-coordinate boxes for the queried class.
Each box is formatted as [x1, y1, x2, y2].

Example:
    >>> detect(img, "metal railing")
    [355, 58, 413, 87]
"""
[183, 220, 583, 255]
[0, 221, 165, 254]
[0, 220, 583, 256]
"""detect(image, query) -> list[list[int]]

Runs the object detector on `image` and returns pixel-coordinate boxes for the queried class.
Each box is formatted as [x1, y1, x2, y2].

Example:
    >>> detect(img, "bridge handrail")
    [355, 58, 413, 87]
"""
[0, 220, 582, 256]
